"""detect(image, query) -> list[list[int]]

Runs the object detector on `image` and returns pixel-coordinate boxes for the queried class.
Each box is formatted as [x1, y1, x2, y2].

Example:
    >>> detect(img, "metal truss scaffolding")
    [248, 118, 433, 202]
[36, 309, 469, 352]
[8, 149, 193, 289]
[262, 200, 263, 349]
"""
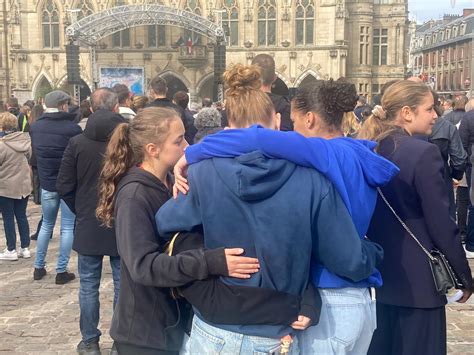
[66, 5, 225, 46]
[65, 5, 226, 100]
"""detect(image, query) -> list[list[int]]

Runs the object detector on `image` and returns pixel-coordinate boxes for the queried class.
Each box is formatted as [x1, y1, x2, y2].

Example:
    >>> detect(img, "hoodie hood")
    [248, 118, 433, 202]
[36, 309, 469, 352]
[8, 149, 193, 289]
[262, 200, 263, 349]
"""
[330, 137, 399, 187]
[84, 110, 127, 142]
[116, 167, 172, 196]
[1, 132, 30, 153]
[213, 151, 296, 201]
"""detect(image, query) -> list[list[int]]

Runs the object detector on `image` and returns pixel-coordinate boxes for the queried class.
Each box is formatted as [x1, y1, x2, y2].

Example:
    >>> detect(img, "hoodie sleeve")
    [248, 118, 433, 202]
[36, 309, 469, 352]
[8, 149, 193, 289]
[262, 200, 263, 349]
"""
[185, 126, 330, 172]
[312, 183, 384, 282]
[156, 168, 203, 239]
[56, 140, 77, 213]
[116, 194, 226, 288]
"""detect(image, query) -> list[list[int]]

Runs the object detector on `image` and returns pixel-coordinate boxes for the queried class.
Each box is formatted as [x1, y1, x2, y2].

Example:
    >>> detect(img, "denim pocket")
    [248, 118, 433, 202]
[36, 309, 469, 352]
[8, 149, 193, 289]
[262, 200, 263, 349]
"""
[326, 303, 365, 348]
[189, 320, 225, 354]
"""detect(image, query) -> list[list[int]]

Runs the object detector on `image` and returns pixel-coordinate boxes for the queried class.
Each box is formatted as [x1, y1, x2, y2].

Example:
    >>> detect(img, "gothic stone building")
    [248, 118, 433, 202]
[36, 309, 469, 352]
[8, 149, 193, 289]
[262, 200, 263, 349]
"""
[0, 0, 408, 105]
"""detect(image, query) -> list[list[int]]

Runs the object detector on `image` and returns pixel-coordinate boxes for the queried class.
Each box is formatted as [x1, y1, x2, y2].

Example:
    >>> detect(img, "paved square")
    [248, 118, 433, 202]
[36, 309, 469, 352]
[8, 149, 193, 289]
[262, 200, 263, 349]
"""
[0, 202, 473, 354]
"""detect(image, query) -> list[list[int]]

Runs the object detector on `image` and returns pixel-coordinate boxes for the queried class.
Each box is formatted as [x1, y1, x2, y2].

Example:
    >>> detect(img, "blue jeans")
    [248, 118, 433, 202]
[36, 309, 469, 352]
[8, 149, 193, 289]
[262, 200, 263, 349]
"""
[299, 288, 376, 355]
[78, 254, 120, 344]
[187, 316, 299, 354]
[0, 196, 30, 251]
[34, 189, 75, 273]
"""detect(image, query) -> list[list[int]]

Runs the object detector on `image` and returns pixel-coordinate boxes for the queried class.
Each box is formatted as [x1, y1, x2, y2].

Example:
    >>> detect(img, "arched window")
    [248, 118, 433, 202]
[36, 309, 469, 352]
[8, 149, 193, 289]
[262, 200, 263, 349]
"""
[77, 1, 94, 20]
[295, 0, 314, 45]
[222, 0, 239, 46]
[257, 0, 276, 46]
[184, 0, 202, 45]
[42, 0, 60, 48]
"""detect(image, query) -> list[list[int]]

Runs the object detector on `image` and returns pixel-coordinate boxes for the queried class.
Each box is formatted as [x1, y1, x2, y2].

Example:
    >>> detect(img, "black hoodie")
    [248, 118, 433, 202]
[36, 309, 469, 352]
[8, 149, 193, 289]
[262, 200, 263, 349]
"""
[56, 109, 127, 256]
[110, 167, 228, 351]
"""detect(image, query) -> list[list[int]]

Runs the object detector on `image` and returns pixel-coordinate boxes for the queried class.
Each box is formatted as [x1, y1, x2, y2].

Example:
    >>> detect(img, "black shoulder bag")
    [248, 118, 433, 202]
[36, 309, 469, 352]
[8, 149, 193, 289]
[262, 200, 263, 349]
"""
[378, 188, 463, 295]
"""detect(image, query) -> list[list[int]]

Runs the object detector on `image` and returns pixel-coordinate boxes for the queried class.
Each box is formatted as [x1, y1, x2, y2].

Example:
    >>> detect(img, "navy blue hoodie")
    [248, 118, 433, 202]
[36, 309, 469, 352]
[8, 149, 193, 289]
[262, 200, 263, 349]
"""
[156, 152, 383, 338]
[183, 126, 399, 288]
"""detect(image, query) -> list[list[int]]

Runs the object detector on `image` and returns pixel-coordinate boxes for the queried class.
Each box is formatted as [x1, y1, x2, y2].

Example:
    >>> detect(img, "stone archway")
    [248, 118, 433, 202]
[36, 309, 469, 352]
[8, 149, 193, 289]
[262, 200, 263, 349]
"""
[298, 74, 318, 89]
[162, 73, 188, 100]
[272, 78, 289, 97]
[34, 76, 53, 100]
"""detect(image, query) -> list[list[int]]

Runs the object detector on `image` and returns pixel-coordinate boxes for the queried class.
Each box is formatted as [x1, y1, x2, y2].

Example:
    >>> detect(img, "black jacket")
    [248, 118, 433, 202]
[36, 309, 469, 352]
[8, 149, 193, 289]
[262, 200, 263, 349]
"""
[30, 111, 82, 192]
[446, 109, 466, 127]
[110, 167, 227, 351]
[459, 109, 474, 163]
[56, 110, 127, 256]
[429, 117, 467, 218]
[268, 93, 293, 131]
[368, 129, 472, 308]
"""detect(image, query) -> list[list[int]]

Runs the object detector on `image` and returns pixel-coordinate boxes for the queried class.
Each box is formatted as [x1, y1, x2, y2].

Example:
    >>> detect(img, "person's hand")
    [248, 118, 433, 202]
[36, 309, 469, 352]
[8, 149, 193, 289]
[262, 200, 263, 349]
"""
[224, 248, 260, 279]
[173, 155, 190, 199]
[291, 315, 312, 330]
[453, 179, 460, 188]
[457, 288, 473, 303]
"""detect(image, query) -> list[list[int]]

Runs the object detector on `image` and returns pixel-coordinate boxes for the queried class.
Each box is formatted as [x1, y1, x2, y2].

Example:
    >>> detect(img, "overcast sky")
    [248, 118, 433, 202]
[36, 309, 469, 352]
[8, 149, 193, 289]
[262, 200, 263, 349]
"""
[408, 0, 473, 23]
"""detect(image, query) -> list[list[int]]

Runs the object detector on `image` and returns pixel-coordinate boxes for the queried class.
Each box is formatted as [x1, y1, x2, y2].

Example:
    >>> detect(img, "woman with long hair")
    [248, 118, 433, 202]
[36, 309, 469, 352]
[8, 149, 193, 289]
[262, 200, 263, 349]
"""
[359, 80, 472, 354]
[156, 65, 383, 354]
[95, 107, 272, 354]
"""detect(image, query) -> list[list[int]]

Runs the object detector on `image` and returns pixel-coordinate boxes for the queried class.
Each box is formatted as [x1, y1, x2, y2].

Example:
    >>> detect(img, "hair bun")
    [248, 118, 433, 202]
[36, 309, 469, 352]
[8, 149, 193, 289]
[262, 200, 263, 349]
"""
[317, 79, 358, 114]
[224, 64, 261, 96]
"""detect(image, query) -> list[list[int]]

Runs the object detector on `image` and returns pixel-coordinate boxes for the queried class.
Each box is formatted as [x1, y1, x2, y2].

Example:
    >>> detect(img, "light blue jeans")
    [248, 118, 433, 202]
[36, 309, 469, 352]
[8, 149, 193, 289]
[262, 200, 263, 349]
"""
[34, 189, 75, 273]
[299, 287, 377, 355]
[186, 316, 299, 354]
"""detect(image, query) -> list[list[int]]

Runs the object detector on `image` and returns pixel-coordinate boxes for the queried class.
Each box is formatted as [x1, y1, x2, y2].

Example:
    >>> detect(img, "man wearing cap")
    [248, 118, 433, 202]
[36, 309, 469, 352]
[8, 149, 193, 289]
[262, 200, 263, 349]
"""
[29, 90, 82, 284]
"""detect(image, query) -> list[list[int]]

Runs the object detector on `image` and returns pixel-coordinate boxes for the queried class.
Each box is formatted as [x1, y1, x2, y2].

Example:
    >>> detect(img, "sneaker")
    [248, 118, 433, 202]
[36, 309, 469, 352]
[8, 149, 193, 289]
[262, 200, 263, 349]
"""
[55, 271, 76, 285]
[76, 340, 101, 355]
[17, 248, 31, 259]
[33, 267, 47, 280]
[0, 249, 18, 261]
[465, 246, 474, 259]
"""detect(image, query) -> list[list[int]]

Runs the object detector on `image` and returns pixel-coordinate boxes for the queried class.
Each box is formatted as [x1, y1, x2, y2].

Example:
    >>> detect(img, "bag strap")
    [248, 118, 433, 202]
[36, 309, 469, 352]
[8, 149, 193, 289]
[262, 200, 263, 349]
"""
[377, 187, 436, 262]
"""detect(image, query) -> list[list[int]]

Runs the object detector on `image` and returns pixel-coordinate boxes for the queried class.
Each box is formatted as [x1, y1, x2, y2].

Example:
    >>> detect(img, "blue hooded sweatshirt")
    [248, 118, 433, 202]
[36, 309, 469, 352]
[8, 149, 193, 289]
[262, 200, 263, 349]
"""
[156, 151, 383, 338]
[183, 125, 399, 289]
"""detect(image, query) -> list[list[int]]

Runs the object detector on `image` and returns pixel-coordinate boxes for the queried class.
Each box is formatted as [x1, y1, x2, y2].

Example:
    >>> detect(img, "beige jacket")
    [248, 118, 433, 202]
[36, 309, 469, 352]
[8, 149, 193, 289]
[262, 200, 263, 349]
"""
[0, 132, 32, 199]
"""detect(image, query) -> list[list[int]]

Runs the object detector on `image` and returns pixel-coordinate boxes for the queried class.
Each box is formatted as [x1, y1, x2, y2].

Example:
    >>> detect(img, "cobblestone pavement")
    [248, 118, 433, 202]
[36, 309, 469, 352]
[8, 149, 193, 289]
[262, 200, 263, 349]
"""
[0, 202, 474, 354]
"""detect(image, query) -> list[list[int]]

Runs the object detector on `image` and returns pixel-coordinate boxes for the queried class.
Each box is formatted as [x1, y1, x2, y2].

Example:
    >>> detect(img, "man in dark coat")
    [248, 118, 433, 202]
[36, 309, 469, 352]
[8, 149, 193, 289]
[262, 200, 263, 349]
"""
[251, 54, 293, 131]
[30, 90, 82, 284]
[57, 88, 125, 355]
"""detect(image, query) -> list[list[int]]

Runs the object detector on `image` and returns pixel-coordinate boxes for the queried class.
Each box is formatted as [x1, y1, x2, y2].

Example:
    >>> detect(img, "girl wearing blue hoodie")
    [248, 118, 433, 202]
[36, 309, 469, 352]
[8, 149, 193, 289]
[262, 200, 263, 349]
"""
[172, 79, 399, 354]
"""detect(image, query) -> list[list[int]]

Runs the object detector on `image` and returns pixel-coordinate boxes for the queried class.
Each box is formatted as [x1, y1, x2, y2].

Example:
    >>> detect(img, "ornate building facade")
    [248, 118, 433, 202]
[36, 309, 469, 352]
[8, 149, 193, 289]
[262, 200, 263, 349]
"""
[1, 0, 408, 105]
[409, 10, 473, 94]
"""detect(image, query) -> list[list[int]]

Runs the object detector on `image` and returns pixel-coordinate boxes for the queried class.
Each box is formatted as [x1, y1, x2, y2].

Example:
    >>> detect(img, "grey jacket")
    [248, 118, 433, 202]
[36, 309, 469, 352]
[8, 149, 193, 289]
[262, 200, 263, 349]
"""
[0, 132, 32, 199]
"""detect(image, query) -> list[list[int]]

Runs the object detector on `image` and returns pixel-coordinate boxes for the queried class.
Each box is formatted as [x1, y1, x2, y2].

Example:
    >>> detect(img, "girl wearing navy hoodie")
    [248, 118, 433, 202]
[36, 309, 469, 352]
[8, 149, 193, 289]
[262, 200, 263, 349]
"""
[171, 79, 399, 354]
[95, 107, 265, 354]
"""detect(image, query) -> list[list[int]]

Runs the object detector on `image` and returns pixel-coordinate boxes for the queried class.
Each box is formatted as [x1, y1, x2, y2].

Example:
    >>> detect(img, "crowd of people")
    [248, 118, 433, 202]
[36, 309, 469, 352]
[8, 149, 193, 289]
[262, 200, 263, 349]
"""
[0, 52, 473, 355]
